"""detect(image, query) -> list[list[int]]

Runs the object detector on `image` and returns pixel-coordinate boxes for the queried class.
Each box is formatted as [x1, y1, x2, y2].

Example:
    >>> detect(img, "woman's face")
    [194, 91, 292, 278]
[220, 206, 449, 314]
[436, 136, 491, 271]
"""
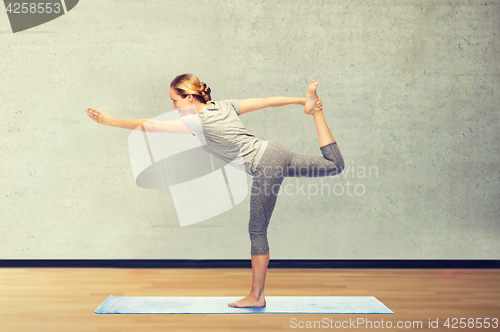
[169, 87, 193, 111]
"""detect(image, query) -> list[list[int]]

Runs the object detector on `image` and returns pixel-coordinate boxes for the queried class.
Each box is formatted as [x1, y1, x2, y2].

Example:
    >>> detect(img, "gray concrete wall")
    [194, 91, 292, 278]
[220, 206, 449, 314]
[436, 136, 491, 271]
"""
[1, 0, 498, 259]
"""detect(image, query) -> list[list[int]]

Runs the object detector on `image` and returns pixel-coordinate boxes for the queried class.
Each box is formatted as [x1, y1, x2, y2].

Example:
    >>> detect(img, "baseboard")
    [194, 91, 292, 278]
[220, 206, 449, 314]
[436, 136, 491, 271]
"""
[0, 259, 499, 269]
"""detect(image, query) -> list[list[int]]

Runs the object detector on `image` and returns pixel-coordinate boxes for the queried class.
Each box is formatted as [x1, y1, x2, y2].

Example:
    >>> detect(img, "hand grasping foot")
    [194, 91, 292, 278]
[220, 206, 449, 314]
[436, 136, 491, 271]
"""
[304, 80, 322, 115]
[316, 97, 323, 110]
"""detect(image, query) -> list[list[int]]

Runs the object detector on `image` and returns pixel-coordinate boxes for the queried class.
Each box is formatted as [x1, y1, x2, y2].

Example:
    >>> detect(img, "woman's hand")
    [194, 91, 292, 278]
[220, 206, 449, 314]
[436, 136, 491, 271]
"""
[316, 97, 323, 110]
[85, 108, 112, 126]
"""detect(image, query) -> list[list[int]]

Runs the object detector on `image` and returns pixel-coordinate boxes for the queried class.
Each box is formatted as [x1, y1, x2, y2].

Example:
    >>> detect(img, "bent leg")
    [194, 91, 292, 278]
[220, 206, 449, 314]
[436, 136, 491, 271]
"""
[269, 141, 344, 178]
[304, 81, 337, 148]
[313, 109, 336, 147]
[299, 81, 343, 176]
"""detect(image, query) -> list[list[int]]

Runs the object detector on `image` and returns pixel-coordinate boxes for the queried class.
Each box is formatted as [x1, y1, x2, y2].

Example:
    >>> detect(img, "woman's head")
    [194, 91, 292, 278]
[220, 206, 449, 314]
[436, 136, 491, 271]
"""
[169, 74, 211, 110]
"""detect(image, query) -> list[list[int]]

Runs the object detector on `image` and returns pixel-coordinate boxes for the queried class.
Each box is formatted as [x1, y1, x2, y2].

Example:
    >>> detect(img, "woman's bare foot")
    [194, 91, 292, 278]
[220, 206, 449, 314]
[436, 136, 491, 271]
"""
[228, 293, 266, 308]
[304, 81, 322, 115]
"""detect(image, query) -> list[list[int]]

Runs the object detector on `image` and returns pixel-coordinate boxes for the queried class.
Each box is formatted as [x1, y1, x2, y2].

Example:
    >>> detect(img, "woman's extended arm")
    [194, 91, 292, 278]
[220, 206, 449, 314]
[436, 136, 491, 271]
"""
[85, 108, 192, 134]
[239, 97, 306, 115]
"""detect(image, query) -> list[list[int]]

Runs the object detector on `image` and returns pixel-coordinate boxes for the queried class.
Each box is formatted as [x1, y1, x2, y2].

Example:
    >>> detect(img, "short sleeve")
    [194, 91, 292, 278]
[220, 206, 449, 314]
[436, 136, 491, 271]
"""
[228, 99, 241, 116]
[179, 114, 203, 136]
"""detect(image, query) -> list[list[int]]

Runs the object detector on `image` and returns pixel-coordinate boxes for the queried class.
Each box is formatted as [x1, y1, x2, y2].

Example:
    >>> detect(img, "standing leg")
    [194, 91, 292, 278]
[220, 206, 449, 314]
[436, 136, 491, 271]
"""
[228, 143, 289, 308]
[227, 250, 270, 307]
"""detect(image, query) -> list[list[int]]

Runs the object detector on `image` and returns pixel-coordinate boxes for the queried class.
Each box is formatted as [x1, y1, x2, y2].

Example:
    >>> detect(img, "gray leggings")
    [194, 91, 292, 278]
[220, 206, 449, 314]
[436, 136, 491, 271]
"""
[248, 141, 345, 255]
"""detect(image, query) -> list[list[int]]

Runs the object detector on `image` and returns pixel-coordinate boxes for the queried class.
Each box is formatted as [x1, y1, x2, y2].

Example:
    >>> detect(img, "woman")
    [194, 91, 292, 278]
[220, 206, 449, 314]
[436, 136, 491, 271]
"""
[85, 73, 344, 308]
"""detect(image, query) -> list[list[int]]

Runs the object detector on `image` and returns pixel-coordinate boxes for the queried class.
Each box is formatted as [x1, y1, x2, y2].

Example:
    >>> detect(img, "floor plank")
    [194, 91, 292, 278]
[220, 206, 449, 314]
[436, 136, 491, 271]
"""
[0, 269, 498, 331]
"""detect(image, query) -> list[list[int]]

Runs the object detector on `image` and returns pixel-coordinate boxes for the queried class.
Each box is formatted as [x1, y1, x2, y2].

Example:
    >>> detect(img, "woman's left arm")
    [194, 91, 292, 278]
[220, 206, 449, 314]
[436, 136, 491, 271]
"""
[239, 97, 305, 115]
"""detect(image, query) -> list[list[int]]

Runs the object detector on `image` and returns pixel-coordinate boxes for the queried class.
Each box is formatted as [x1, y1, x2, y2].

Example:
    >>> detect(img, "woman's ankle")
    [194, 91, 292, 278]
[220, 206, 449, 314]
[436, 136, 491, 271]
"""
[250, 288, 265, 298]
[311, 108, 324, 117]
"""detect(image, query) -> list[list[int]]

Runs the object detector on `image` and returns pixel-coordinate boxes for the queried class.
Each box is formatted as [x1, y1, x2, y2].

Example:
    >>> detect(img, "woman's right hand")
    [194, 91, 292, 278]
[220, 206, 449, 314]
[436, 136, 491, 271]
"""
[85, 108, 112, 126]
[316, 97, 323, 110]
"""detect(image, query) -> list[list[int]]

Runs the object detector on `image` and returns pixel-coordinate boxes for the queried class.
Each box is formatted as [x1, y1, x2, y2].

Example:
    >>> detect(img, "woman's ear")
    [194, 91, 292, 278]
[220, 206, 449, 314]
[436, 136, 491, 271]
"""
[187, 94, 194, 103]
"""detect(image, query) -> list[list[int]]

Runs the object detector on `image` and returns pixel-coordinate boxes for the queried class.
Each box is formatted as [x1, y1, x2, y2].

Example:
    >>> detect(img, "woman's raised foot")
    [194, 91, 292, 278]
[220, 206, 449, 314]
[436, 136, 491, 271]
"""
[304, 80, 321, 115]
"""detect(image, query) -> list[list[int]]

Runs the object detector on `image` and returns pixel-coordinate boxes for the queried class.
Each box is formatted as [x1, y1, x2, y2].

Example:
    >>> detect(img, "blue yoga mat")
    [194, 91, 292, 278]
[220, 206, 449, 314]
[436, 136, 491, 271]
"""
[95, 295, 393, 314]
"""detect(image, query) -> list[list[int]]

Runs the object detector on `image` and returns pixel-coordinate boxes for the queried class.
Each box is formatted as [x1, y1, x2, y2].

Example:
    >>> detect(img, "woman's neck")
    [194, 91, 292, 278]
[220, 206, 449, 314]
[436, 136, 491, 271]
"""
[195, 101, 213, 113]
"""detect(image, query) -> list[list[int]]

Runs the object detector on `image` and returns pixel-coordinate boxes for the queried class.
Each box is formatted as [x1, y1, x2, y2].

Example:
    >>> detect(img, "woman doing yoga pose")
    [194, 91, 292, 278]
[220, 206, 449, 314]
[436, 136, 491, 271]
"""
[85, 73, 344, 308]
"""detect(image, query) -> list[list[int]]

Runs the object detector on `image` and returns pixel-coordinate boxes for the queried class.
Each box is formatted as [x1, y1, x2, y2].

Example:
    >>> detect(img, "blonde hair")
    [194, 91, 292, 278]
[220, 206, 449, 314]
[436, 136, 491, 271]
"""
[170, 73, 211, 103]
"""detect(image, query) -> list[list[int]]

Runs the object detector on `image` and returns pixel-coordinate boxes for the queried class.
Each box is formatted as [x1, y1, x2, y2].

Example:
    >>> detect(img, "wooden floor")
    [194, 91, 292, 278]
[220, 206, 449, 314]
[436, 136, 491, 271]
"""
[0, 268, 498, 331]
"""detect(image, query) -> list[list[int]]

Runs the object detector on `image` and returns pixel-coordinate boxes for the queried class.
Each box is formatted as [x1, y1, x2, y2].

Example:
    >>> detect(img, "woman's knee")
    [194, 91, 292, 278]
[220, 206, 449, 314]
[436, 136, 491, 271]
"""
[321, 143, 345, 176]
[251, 247, 269, 256]
[332, 149, 345, 175]
[249, 231, 269, 256]
[250, 236, 269, 255]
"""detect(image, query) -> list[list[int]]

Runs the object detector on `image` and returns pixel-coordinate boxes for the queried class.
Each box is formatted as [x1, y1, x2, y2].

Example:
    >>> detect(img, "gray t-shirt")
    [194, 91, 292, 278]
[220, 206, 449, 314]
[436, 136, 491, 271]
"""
[179, 99, 269, 175]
